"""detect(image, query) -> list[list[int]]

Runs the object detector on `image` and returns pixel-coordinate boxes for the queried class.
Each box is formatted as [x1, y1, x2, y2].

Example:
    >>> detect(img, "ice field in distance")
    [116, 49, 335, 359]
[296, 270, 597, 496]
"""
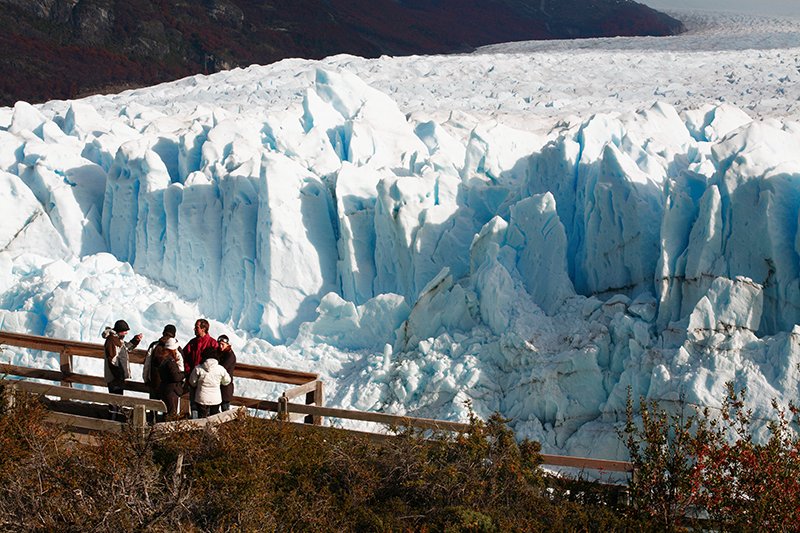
[1, 10, 800, 459]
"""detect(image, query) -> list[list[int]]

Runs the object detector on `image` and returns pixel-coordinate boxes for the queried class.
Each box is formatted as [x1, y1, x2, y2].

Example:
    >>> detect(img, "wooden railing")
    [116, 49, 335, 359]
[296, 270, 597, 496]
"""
[276, 398, 631, 473]
[0, 329, 323, 420]
[278, 399, 471, 433]
[155, 406, 247, 433]
[5, 380, 167, 435]
[538, 454, 632, 473]
[0, 329, 632, 475]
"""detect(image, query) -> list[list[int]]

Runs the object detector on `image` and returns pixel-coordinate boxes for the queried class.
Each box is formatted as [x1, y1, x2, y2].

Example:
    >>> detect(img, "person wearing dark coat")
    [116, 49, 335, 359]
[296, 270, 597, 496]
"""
[144, 324, 181, 422]
[217, 335, 237, 412]
[143, 324, 178, 398]
[158, 338, 185, 417]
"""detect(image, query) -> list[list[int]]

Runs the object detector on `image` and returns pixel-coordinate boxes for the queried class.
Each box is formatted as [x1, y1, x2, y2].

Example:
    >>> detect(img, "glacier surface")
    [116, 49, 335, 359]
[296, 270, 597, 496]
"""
[1, 10, 800, 459]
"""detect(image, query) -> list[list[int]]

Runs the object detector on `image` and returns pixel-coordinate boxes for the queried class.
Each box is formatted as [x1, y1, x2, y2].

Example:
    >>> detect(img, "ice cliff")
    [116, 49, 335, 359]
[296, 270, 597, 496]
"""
[1, 61, 799, 459]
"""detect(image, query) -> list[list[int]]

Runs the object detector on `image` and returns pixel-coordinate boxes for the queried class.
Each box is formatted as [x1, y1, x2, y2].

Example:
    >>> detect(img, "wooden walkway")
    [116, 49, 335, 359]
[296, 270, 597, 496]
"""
[0, 329, 632, 475]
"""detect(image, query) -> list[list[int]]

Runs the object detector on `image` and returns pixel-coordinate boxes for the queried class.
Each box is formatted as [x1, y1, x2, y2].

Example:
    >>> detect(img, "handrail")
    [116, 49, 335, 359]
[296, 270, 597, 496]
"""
[233, 397, 281, 412]
[282, 401, 472, 433]
[154, 406, 246, 433]
[0, 329, 135, 359]
[0, 329, 632, 475]
[8, 380, 167, 411]
[0, 330, 318, 384]
[283, 380, 321, 401]
[539, 453, 633, 473]
[0, 363, 150, 393]
[275, 409, 631, 474]
[45, 411, 126, 433]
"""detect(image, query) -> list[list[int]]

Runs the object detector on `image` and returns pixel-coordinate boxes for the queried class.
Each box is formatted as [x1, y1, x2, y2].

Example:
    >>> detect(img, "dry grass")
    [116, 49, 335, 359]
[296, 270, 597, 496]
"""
[0, 384, 640, 532]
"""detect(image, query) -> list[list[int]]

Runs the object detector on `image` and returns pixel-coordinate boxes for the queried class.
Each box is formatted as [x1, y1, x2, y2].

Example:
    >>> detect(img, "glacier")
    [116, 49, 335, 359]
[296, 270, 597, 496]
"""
[1, 10, 800, 459]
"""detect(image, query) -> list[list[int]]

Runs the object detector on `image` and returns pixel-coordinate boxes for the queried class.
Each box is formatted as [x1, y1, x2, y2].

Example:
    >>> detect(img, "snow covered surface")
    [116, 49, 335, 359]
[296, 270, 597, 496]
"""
[2, 10, 800, 459]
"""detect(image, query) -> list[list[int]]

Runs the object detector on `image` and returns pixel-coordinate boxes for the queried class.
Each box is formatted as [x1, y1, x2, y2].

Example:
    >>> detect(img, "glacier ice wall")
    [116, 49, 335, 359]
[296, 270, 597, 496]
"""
[1, 66, 800, 459]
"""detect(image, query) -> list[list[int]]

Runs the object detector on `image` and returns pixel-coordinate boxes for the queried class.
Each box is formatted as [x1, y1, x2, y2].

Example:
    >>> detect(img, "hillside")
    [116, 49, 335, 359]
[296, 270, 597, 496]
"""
[0, 0, 683, 105]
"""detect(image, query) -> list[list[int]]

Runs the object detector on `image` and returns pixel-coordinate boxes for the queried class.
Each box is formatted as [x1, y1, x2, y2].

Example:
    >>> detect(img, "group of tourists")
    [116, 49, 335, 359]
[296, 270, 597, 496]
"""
[101, 318, 236, 420]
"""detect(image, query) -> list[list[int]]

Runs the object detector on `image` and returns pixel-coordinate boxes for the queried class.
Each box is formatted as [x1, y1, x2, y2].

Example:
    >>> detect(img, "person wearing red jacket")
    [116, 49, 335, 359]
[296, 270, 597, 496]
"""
[183, 318, 218, 419]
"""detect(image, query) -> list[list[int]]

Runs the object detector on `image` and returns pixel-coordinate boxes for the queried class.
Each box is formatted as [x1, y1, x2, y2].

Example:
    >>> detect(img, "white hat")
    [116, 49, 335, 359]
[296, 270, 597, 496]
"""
[164, 337, 179, 350]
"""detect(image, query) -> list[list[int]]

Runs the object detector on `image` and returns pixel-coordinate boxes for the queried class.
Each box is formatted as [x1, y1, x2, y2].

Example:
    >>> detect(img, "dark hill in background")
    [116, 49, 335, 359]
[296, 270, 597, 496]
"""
[0, 0, 684, 106]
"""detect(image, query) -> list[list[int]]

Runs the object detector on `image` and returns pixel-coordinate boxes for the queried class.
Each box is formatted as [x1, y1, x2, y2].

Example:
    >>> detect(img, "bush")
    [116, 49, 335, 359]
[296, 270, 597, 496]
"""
[623, 383, 800, 531]
[622, 391, 699, 529]
[0, 384, 188, 531]
[0, 385, 641, 531]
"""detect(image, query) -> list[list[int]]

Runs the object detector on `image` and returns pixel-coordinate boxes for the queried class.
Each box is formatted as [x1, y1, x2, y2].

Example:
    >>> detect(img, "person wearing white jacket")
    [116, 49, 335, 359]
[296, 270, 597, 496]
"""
[188, 351, 231, 417]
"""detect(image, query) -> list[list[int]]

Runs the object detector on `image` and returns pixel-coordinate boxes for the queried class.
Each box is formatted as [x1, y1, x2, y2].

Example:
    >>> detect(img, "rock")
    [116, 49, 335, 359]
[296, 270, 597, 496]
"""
[72, 0, 114, 45]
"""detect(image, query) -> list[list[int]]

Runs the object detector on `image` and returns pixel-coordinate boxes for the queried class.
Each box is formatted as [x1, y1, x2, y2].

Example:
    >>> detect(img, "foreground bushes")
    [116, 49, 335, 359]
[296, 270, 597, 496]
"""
[0, 388, 637, 531]
[623, 383, 800, 531]
[3, 380, 799, 531]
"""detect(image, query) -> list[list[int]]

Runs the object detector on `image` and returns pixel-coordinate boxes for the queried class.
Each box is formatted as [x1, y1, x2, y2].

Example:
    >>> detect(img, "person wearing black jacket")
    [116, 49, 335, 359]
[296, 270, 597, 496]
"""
[217, 335, 237, 412]
[158, 337, 185, 417]
[143, 324, 179, 422]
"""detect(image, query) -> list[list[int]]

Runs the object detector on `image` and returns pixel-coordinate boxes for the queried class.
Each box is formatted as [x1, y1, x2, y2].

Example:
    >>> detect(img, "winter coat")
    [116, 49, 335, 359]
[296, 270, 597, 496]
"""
[188, 358, 231, 407]
[159, 355, 185, 384]
[158, 357, 185, 415]
[143, 339, 166, 394]
[183, 334, 217, 374]
[102, 327, 139, 387]
[218, 348, 237, 403]
[144, 338, 184, 393]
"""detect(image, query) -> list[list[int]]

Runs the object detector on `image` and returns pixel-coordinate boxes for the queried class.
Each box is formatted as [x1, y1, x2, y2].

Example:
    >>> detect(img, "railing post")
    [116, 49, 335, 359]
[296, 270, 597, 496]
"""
[2, 383, 15, 411]
[133, 404, 146, 438]
[278, 395, 289, 422]
[173, 453, 184, 487]
[59, 347, 73, 388]
[179, 389, 190, 417]
[303, 383, 314, 424]
[305, 380, 324, 426]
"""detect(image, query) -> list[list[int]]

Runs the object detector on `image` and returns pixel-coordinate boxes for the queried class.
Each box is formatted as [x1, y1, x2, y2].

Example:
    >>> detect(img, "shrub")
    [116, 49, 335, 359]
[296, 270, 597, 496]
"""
[622, 391, 699, 529]
[0, 384, 188, 531]
[623, 383, 800, 531]
[0, 384, 641, 531]
[692, 385, 800, 531]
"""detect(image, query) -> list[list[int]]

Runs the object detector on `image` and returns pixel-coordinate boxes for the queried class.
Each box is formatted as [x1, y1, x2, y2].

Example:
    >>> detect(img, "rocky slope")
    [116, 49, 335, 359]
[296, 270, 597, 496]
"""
[0, 0, 682, 106]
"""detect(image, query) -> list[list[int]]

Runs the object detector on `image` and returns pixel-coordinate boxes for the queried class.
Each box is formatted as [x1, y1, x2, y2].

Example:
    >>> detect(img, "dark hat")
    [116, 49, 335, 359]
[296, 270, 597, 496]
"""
[113, 319, 130, 333]
[217, 335, 229, 344]
[163, 324, 177, 337]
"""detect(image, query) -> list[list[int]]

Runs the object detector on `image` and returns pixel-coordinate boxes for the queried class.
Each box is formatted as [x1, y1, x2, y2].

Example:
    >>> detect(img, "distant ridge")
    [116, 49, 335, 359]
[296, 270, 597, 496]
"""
[0, 0, 683, 106]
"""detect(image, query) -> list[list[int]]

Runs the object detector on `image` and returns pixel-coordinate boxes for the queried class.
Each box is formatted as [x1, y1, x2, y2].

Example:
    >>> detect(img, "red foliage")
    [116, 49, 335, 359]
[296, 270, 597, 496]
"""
[624, 384, 800, 530]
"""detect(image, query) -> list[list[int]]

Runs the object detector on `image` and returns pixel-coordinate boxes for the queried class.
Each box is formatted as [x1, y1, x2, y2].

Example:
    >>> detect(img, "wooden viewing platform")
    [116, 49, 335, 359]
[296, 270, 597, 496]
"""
[0, 329, 632, 475]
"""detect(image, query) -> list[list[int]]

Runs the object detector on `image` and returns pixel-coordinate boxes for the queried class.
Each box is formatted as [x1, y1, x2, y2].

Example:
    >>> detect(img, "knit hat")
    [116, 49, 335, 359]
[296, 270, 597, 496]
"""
[217, 335, 229, 344]
[113, 319, 130, 333]
[162, 324, 177, 337]
[164, 337, 179, 350]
